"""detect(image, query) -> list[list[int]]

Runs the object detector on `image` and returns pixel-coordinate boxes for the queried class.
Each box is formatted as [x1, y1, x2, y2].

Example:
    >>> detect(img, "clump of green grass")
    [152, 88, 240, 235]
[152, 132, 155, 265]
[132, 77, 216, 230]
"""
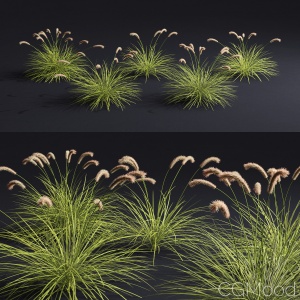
[19, 28, 88, 83]
[210, 31, 280, 82]
[108, 155, 208, 264]
[165, 161, 300, 299]
[0, 150, 150, 299]
[164, 43, 236, 109]
[121, 29, 177, 81]
[71, 48, 141, 111]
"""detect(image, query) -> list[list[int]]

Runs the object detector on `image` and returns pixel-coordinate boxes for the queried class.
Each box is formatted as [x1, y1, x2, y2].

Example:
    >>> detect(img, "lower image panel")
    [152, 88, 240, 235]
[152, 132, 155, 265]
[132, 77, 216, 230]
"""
[0, 132, 299, 299]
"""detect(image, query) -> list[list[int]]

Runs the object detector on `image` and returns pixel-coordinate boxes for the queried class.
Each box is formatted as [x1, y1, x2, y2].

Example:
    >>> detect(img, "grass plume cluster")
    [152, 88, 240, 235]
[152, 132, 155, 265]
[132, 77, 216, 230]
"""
[19, 28, 281, 110]
[110, 155, 207, 263]
[164, 43, 236, 109]
[0, 151, 149, 300]
[121, 29, 177, 81]
[211, 31, 280, 82]
[71, 51, 141, 111]
[165, 161, 300, 299]
[19, 28, 87, 83]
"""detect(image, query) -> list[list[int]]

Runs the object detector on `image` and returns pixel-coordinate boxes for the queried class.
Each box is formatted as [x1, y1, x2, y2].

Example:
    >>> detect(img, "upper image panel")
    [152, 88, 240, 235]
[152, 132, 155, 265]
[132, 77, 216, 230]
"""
[1, 0, 299, 132]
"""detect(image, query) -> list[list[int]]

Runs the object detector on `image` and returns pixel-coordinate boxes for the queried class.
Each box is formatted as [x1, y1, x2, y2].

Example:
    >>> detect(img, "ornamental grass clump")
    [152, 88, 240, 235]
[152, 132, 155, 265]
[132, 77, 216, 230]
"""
[164, 43, 236, 109]
[109, 155, 212, 264]
[121, 29, 177, 81]
[209, 31, 280, 82]
[0, 150, 150, 300]
[19, 28, 88, 83]
[71, 47, 141, 111]
[165, 160, 300, 299]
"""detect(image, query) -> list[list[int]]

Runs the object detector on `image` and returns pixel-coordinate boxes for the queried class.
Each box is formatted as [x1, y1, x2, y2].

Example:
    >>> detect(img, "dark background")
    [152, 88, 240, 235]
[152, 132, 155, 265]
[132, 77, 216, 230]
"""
[0, 0, 300, 131]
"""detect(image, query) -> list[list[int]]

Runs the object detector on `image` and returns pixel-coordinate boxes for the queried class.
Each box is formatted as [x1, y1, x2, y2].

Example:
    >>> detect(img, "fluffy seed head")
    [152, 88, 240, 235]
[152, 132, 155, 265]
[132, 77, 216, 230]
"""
[94, 199, 104, 211]
[57, 60, 70, 64]
[37, 196, 53, 208]
[270, 38, 281, 43]
[54, 74, 67, 79]
[95, 170, 110, 182]
[179, 58, 187, 64]
[67, 149, 77, 163]
[111, 164, 130, 174]
[244, 163, 268, 179]
[7, 180, 26, 190]
[248, 32, 257, 39]
[189, 179, 217, 189]
[78, 152, 94, 164]
[93, 44, 105, 48]
[220, 47, 230, 55]
[202, 167, 222, 178]
[36, 36, 45, 42]
[209, 200, 230, 219]
[253, 182, 262, 196]
[207, 38, 219, 43]
[79, 40, 89, 45]
[109, 174, 136, 190]
[32, 153, 50, 165]
[19, 41, 31, 46]
[127, 170, 147, 178]
[136, 177, 156, 185]
[182, 156, 195, 166]
[65, 150, 70, 160]
[229, 31, 239, 38]
[218, 171, 251, 194]
[77, 51, 86, 57]
[200, 157, 221, 169]
[116, 47, 123, 54]
[169, 155, 187, 169]
[154, 30, 163, 37]
[199, 46, 206, 54]
[118, 156, 139, 171]
[65, 37, 73, 42]
[83, 160, 100, 170]
[130, 33, 140, 39]
[114, 58, 119, 63]
[47, 152, 56, 160]
[0, 167, 17, 175]
[189, 43, 195, 50]
[62, 31, 71, 38]
[179, 43, 187, 48]
[96, 64, 101, 69]
[168, 32, 178, 37]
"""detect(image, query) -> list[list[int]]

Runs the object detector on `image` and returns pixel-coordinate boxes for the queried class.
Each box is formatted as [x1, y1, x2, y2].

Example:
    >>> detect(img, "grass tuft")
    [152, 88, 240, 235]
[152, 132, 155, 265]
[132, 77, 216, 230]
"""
[20, 28, 87, 83]
[164, 160, 300, 299]
[121, 29, 177, 81]
[164, 45, 236, 109]
[71, 60, 141, 111]
[111, 155, 206, 264]
[0, 150, 150, 299]
[216, 32, 279, 82]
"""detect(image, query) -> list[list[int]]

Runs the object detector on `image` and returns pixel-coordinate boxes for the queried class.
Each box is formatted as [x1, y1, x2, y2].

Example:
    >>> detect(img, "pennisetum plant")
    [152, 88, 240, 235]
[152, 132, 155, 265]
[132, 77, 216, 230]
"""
[208, 31, 281, 82]
[108, 155, 218, 265]
[19, 28, 89, 83]
[164, 42, 236, 109]
[121, 29, 177, 81]
[164, 160, 300, 299]
[70, 47, 141, 111]
[0, 150, 151, 299]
